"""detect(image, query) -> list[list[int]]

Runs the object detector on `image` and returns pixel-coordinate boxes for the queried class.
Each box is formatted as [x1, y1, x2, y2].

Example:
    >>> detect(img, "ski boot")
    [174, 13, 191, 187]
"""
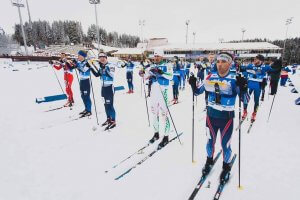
[242, 109, 248, 120]
[149, 132, 159, 144]
[202, 156, 214, 176]
[220, 162, 231, 184]
[174, 98, 179, 104]
[157, 135, 169, 150]
[102, 118, 111, 127]
[79, 110, 87, 115]
[80, 111, 92, 118]
[64, 101, 72, 107]
[251, 111, 257, 122]
[105, 120, 116, 130]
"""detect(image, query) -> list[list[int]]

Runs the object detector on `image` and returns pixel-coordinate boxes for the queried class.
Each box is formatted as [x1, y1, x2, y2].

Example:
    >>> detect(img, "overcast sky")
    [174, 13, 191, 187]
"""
[1, 0, 299, 43]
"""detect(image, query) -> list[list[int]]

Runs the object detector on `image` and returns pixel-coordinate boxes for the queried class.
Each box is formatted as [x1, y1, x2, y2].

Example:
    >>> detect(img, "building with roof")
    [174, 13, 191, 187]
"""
[145, 38, 282, 59]
[97, 37, 282, 61]
[111, 48, 145, 60]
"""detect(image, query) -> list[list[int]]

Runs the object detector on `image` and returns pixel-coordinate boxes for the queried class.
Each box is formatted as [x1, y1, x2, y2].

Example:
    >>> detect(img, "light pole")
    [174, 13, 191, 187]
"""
[25, 0, 36, 50]
[12, 0, 29, 56]
[282, 17, 293, 61]
[89, 0, 101, 51]
[139, 19, 145, 43]
[241, 28, 246, 42]
[185, 20, 190, 44]
[192, 32, 196, 44]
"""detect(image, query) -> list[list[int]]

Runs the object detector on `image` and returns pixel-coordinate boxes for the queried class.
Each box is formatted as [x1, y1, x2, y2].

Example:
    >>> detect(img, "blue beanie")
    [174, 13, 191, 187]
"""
[78, 50, 87, 58]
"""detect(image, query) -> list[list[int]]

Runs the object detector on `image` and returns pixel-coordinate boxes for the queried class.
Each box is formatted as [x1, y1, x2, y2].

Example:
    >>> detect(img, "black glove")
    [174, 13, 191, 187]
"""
[99, 62, 106, 69]
[150, 68, 158, 74]
[157, 68, 164, 75]
[71, 58, 77, 64]
[189, 74, 197, 93]
[86, 62, 91, 68]
[260, 78, 267, 88]
[49, 60, 53, 65]
[236, 74, 247, 92]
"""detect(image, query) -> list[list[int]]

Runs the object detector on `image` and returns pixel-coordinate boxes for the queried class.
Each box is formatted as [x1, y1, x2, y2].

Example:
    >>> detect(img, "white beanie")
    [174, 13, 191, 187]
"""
[154, 49, 164, 57]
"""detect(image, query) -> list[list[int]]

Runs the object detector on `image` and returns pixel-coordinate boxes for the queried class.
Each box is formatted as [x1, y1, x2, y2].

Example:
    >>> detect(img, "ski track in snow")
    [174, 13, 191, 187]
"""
[0, 58, 299, 200]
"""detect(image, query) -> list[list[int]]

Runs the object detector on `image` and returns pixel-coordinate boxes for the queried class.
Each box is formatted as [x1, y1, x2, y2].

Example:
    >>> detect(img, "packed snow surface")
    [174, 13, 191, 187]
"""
[0, 58, 299, 200]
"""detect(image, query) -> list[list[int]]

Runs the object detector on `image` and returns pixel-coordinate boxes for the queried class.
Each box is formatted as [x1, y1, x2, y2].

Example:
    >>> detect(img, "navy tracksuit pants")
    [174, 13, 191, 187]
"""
[80, 79, 92, 112]
[102, 85, 116, 121]
[206, 116, 233, 163]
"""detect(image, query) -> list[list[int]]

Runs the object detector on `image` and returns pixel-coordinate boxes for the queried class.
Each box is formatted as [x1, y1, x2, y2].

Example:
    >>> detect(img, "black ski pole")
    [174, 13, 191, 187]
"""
[142, 78, 150, 127]
[89, 74, 99, 125]
[141, 77, 143, 97]
[50, 63, 65, 94]
[75, 69, 80, 85]
[238, 93, 242, 188]
[267, 93, 277, 122]
[268, 81, 271, 100]
[192, 91, 195, 163]
[158, 85, 182, 145]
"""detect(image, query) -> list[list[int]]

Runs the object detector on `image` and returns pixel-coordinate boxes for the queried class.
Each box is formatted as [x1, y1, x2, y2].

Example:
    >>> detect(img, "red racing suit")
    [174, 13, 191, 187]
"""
[53, 60, 74, 103]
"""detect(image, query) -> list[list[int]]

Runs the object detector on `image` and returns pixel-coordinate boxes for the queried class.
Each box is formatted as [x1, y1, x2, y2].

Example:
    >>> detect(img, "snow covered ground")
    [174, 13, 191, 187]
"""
[0, 58, 299, 200]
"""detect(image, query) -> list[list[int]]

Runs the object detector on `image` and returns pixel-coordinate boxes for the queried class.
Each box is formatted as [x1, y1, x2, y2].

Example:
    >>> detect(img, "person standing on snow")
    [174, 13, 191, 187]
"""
[185, 59, 191, 80]
[172, 56, 181, 104]
[291, 64, 297, 75]
[89, 52, 117, 130]
[241, 54, 272, 122]
[195, 56, 206, 83]
[269, 58, 282, 95]
[179, 58, 186, 90]
[189, 52, 247, 183]
[49, 52, 74, 107]
[280, 62, 291, 87]
[206, 53, 216, 75]
[71, 50, 92, 117]
[123, 56, 135, 94]
[139, 49, 173, 149]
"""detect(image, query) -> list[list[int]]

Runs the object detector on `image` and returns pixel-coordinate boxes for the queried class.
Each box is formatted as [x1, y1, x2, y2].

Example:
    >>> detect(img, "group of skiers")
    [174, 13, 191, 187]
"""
[50, 50, 117, 130]
[50, 49, 295, 183]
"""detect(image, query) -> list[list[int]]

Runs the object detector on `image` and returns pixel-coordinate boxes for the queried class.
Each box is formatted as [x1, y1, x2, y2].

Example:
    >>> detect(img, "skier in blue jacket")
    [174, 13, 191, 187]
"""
[72, 50, 92, 117]
[89, 52, 117, 130]
[189, 52, 247, 183]
[172, 56, 181, 104]
[280, 63, 291, 86]
[124, 56, 135, 94]
[179, 58, 186, 89]
[241, 54, 272, 122]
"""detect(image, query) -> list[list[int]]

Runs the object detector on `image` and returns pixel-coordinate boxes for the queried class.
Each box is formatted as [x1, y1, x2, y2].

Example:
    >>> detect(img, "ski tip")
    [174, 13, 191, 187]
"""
[238, 185, 244, 190]
[192, 160, 197, 164]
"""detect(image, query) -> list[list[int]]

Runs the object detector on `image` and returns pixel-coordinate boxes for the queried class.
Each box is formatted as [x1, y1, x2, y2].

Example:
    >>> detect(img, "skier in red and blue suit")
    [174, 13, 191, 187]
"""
[189, 52, 247, 183]
[51, 53, 74, 107]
